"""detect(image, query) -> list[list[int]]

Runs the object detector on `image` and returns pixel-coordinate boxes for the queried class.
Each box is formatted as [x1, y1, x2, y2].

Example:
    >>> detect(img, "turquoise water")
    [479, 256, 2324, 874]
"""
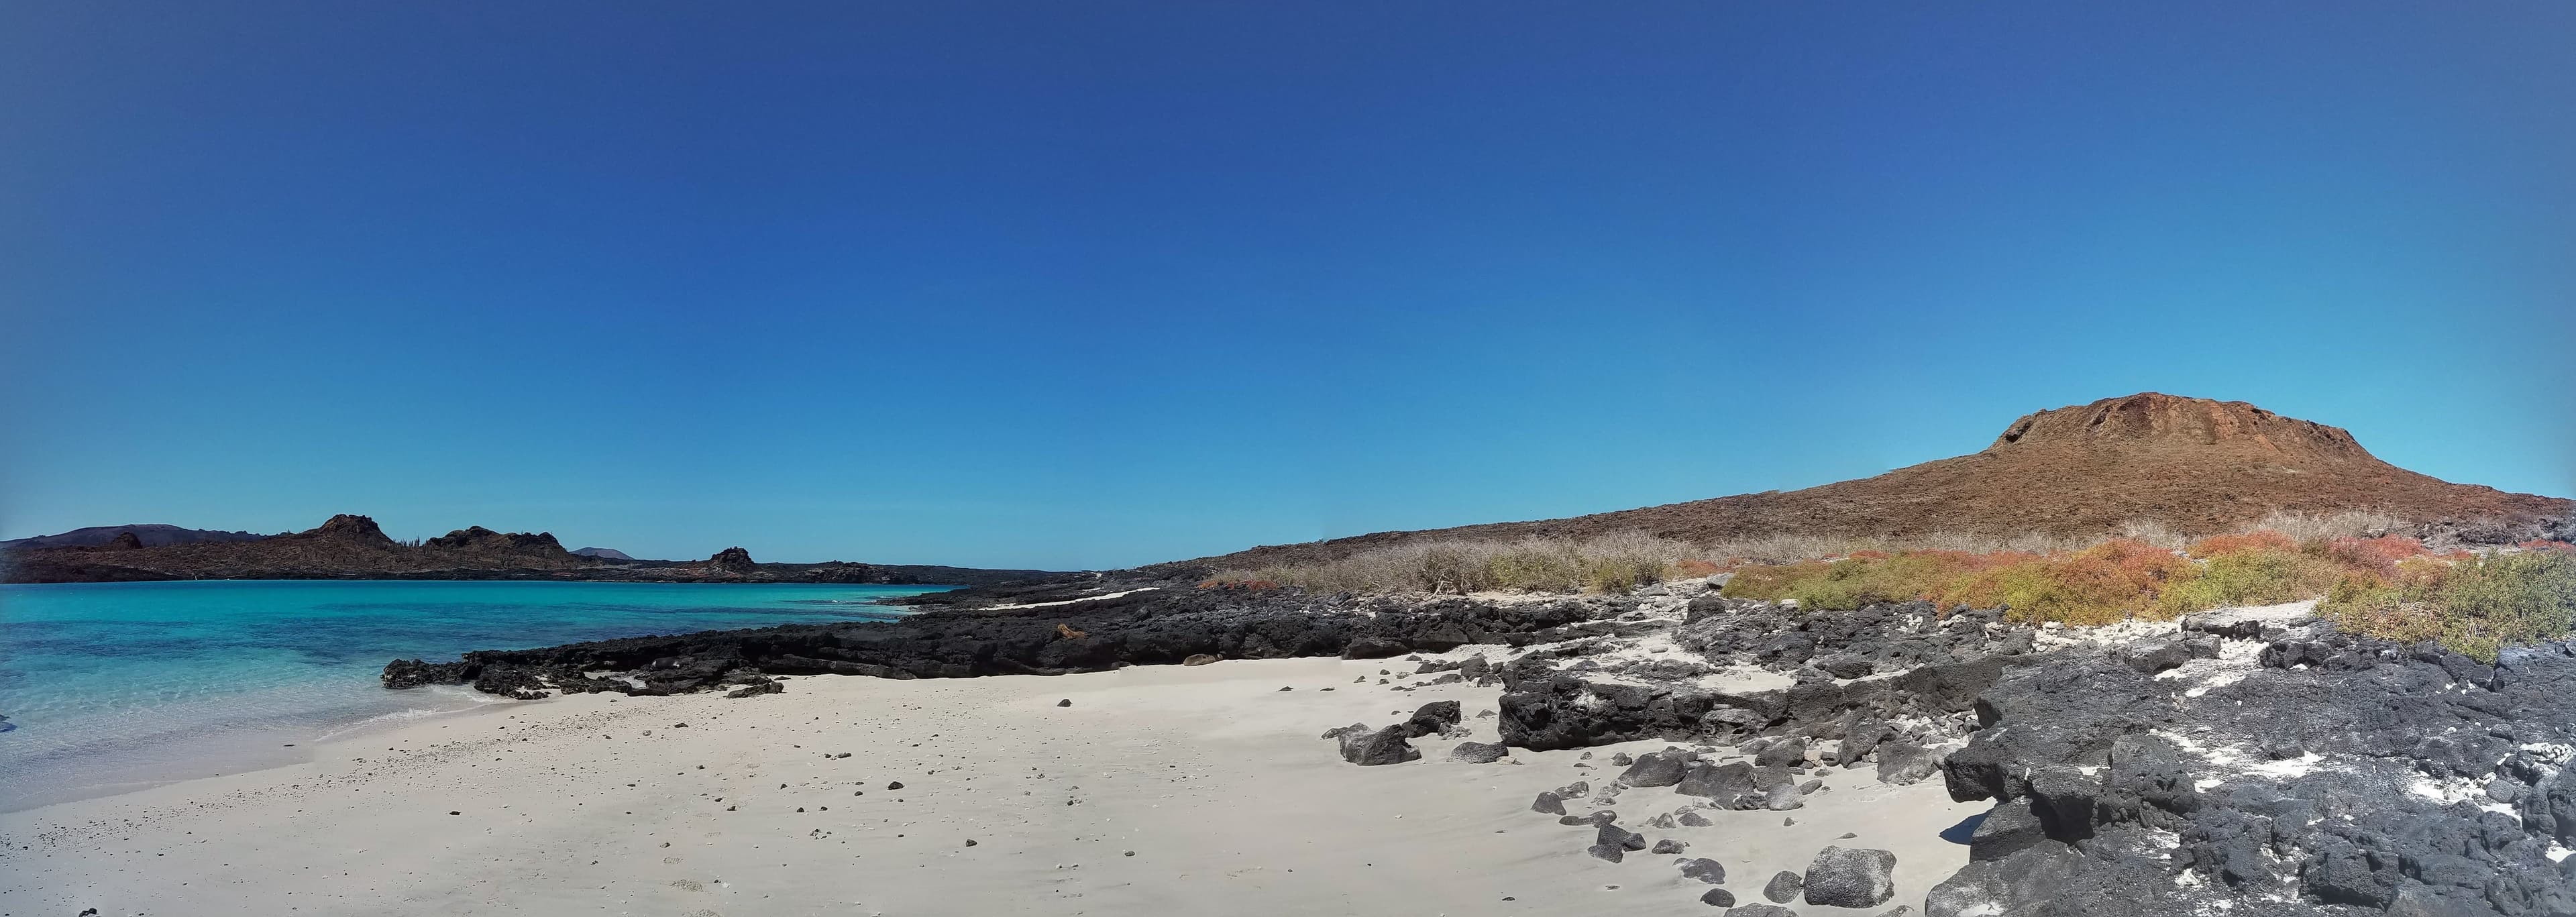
[0, 580, 943, 810]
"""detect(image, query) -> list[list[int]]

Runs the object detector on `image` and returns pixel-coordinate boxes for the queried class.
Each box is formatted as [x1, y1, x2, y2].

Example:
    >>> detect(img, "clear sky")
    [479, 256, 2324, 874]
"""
[4, 2, 2571, 570]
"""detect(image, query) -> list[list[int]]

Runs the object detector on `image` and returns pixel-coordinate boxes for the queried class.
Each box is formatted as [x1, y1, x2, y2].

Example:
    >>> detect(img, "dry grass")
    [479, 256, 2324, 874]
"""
[1199, 531, 1695, 595]
[2247, 508, 2406, 543]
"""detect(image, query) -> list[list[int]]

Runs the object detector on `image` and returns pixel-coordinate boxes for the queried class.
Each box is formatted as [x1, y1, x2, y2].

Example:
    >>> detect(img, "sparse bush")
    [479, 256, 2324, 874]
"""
[2186, 530, 2299, 559]
[1211, 532, 1694, 595]
[1669, 558, 1723, 579]
[2251, 509, 2404, 543]
[2318, 535, 2428, 579]
[2114, 518, 2189, 551]
[1197, 571, 1279, 590]
[1944, 540, 2190, 625]
[2156, 545, 2347, 616]
[2422, 551, 2576, 662]
[1722, 540, 2177, 625]
[1719, 560, 1834, 602]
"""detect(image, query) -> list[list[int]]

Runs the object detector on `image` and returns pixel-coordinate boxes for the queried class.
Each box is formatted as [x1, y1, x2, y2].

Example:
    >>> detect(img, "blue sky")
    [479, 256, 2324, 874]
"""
[4, 2, 2571, 570]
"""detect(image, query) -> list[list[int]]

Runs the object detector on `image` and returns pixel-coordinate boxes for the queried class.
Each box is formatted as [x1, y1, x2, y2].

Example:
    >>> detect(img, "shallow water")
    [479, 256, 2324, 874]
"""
[0, 580, 943, 810]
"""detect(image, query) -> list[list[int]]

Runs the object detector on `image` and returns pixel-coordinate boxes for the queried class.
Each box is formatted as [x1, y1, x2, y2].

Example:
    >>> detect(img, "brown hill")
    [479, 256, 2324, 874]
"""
[1183, 393, 2575, 571]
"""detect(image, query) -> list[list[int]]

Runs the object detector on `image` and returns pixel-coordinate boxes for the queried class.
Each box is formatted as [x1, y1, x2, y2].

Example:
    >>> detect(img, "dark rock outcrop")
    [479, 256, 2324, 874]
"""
[385, 585, 1621, 699]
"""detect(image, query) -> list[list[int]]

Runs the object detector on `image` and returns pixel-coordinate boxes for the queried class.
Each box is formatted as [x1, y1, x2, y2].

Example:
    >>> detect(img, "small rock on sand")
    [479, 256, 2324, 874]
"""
[1183, 654, 1218, 666]
[1802, 846, 1897, 908]
[1699, 887, 1736, 907]
[1678, 857, 1727, 884]
[1449, 741, 1509, 763]
[1531, 791, 1566, 815]
[1764, 870, 1804, 903]
[1620, 749, 1697, 788]
[1057, 699, 1071, 707]
[1336, 725, 1421, 766]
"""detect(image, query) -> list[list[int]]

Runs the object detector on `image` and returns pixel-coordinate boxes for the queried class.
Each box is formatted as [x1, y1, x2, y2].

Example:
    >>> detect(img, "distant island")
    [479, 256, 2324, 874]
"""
[0, 523, 273, 551]
[0, 514, 1056, 586]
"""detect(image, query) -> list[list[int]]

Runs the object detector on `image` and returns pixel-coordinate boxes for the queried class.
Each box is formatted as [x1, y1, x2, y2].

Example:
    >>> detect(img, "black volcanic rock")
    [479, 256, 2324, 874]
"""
[383, 584, 1629, 699]
[427, 526, 566, 554]
[572, 547, 634, 559]
[313, 514, 396, 545]
[708, 547, 759, 574]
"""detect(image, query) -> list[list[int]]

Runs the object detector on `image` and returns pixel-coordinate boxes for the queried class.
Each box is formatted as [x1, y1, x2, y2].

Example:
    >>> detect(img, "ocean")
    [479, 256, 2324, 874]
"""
[0, 579, 945, 810]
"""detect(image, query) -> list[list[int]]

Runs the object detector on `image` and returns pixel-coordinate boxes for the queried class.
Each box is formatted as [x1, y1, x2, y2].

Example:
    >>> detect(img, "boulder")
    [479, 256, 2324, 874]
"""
[1801, 846, 1897, 908]
[1764, 869, 1804, 903]
[1402, 701, 1463, 738]
[1754, 739, 1809, 769]
[1320, 722, 1371, 740]
[1620, 748, 1697, 787]
[1336, 726, 1420, 766]
[1678, 857, 1728, 884]
[1876, 742, 1945, 786]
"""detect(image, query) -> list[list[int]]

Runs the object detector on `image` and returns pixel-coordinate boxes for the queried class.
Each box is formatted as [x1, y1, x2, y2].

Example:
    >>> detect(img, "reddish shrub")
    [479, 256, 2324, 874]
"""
[2188, 530, 2298, 559]
[1670, 558, 1723, 578]
[2323, 535, 2429, 579]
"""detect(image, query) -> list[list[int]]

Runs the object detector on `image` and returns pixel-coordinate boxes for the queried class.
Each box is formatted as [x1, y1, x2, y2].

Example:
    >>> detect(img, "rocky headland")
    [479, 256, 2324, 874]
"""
[0, 513, 1054, 586]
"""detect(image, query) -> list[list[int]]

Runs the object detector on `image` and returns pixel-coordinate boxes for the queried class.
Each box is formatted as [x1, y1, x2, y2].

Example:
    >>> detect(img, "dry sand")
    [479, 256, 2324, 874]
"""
[1, 655, 1980, 916]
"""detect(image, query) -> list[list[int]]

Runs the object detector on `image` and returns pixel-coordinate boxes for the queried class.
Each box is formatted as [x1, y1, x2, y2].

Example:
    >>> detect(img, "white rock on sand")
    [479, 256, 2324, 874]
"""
[0, 656, 1982, 916]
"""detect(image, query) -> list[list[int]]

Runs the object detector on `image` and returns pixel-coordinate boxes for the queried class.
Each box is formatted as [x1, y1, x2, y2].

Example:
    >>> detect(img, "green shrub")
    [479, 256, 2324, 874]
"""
[2428, 551, 2576, 662]
[2153, 548, 2345, 616]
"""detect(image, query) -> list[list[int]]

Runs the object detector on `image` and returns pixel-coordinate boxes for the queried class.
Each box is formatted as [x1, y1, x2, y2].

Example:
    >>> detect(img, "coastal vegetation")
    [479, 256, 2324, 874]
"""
[1201, 531, 1696, 594]
[1203, 511, 2576, 662]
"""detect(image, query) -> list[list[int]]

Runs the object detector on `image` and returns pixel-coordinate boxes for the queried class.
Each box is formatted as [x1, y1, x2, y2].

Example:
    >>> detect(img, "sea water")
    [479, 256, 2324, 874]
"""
[0, 579, 944, 810]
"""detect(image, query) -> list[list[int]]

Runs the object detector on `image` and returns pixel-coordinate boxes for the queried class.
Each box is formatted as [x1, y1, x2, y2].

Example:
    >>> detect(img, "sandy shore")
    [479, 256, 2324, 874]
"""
[1, 655, 1979, 916]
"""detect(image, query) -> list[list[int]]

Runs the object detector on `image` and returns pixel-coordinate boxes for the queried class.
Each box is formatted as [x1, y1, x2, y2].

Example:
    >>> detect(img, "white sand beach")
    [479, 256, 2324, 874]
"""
[1, 654, 1978, 916]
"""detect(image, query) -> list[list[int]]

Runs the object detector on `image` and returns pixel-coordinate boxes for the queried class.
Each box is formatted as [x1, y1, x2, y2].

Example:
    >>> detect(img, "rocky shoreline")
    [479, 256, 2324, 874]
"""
[380, 574, 2576, 916]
